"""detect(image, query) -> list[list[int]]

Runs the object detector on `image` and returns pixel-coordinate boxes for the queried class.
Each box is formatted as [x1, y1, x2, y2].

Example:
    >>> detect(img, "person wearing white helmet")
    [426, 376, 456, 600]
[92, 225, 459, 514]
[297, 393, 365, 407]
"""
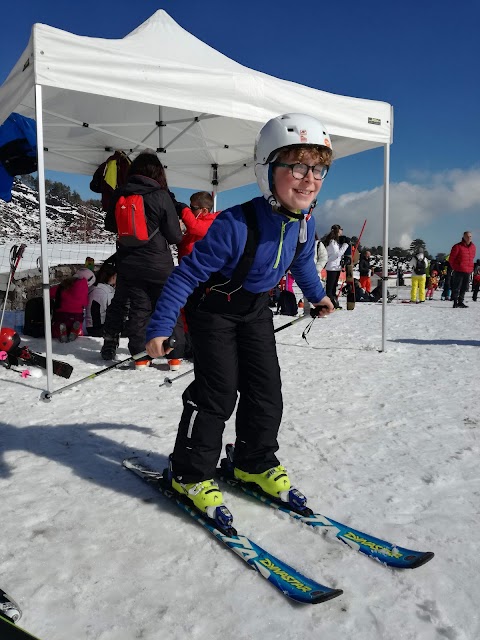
[144, 113, 335, 530]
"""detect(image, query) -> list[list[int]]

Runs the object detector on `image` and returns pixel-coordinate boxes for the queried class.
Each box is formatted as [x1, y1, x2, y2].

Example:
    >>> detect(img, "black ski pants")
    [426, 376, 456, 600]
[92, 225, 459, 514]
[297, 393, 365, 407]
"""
[326, 270, 341, 307]
[104, 273, 184, 358]
[473, 281, 479, 302]
[171, 292, 282, 483]
[451, 271, 470, 304]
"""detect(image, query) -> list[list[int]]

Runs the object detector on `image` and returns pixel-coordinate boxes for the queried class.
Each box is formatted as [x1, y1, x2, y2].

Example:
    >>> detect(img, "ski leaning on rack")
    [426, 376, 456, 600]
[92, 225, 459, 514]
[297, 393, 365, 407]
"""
[0, 590, 41, 640]
[217, 462, 434, 570]
[123, 458, 342, 604]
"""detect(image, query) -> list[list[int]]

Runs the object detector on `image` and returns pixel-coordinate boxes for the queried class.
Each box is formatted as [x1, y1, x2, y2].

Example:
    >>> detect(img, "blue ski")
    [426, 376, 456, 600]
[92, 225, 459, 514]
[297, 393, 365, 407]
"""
[123, 458, 342, 604]
[217, 472, 434, 570]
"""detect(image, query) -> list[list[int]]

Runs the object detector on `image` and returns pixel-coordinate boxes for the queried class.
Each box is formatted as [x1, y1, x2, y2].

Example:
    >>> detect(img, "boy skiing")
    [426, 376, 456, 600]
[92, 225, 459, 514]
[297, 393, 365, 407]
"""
[146, 113, 335, 528]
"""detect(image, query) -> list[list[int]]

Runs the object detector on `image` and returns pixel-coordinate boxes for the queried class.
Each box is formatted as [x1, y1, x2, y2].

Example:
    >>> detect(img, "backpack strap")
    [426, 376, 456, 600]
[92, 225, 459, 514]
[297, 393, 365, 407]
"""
[203, 200, 260, 297]
[230, 200, 261, 287]
[236, 200, 304, 281]
[201, 200, 305, 300]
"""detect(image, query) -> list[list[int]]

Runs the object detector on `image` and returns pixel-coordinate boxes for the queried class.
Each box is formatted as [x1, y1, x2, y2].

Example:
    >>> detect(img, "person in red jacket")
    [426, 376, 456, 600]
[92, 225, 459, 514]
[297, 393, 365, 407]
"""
[449, 231, 476, 308]
[175, 191, 221, 367]
[177, 191, 220, 261]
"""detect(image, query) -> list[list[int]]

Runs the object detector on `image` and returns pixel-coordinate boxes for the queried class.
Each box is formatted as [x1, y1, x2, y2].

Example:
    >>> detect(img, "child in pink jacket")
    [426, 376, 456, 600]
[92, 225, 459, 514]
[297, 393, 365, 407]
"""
[51, 268, 95, 341]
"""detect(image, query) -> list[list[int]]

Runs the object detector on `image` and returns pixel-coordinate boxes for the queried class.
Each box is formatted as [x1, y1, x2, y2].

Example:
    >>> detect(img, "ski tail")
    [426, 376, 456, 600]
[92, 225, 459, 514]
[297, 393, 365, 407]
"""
[123, 458, 342, 605]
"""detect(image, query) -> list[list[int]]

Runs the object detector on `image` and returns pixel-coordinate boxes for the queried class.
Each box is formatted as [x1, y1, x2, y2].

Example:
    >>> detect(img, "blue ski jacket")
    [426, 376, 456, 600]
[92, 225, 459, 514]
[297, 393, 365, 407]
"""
[147, 196, 326, 340]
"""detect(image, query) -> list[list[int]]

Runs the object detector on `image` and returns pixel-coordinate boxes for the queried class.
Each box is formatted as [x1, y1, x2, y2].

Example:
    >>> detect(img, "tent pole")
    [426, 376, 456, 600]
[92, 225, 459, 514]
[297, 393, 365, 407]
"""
[158, 106, 163, 151]
[34, 84, 54, 391]
[381, 142, 391, 353]
[212, 163, 218, 210]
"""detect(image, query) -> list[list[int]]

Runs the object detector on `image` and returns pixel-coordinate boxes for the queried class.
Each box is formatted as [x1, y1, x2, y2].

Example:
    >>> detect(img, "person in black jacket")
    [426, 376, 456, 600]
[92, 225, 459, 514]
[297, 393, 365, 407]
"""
[359, 250, 372, 292]
[102, 152, 184, 367]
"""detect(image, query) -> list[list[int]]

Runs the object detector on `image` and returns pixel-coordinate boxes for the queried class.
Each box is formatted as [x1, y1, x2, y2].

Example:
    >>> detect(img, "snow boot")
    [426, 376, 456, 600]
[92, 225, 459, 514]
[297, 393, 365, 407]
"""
[234, 465, 292, 500]
[59, 323, 68, 343]
[135, 358, 151, 370]
[101, 334, 119, 360]
[168, 358, 182, 371]
[171, 477, 233, 529]
[234, 464, 308, 511]
[68, 320, 81, 342]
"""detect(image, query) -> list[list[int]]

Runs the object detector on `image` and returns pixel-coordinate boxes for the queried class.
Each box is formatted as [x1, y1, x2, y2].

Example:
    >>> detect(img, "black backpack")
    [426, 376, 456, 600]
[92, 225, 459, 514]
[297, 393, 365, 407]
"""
[414, 259, 426, 276]
[23, 296, 45, 338]
[276, 290, 298, 316]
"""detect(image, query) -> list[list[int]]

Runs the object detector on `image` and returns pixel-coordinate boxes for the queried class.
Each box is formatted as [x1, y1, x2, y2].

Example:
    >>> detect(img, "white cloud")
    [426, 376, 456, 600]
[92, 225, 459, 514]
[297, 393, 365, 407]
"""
[314, 167, 480, 248]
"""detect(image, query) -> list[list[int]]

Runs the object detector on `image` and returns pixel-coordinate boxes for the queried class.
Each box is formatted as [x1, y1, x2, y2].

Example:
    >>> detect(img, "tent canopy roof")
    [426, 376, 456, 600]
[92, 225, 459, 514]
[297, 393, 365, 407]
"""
[0, 10, 393, 192]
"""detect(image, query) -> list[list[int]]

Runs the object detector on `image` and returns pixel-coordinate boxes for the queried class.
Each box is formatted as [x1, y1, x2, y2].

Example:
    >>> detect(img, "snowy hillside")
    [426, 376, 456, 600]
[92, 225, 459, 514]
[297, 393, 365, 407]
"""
[1, 293, 478, 640]
[0, 181, 113, 244]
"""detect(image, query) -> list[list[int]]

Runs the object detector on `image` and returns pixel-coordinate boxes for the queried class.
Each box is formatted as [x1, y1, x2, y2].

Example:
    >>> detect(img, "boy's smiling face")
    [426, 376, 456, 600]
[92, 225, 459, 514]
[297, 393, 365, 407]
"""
[272, 149, 324, 213]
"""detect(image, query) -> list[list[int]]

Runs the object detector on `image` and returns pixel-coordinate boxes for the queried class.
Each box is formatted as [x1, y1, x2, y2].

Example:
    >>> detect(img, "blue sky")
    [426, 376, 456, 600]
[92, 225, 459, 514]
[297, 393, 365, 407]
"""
[1, 0, 479, 256]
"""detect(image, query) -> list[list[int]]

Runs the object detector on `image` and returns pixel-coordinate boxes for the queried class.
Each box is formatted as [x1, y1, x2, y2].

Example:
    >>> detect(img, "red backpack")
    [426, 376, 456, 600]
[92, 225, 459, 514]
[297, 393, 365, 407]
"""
[114, 194, 159, 247]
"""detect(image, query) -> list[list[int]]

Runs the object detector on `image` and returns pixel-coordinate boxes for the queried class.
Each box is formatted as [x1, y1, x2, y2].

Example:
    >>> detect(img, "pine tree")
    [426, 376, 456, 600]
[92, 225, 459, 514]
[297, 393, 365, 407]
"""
[409, 239, 427, 255]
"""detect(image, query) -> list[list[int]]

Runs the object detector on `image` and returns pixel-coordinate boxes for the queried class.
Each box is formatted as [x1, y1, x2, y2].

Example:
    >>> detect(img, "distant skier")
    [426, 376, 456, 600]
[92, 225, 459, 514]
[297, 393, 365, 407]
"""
[472, 259, 480, 302]
[449, 231, 476, 308]
[322, 225, 350, 308]
[145, 113, 335, 526]
[410, 251, 428, 303]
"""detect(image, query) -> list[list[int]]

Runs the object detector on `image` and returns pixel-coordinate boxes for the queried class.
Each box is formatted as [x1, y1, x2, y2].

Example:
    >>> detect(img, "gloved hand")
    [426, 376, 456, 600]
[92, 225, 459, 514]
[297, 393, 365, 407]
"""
[339, 236, 351, 245]
[178, 203, 189, 217]
[173, 201, 189, 218]
[310, 304, 330, 318]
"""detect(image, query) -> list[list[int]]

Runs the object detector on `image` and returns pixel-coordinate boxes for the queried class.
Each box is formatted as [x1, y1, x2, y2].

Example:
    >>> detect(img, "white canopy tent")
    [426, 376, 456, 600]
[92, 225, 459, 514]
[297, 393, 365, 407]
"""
[0, 10, 393, 392]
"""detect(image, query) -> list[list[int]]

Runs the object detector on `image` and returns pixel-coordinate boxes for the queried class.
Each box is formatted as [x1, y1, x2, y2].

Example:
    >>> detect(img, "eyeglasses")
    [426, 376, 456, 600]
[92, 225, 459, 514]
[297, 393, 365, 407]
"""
[191, 206, 203, 211]
[273, 162, 329, 181]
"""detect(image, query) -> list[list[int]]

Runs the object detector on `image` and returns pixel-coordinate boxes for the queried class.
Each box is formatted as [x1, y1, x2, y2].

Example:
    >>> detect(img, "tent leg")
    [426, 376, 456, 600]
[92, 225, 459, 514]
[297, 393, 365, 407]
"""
[35, 84, 54, 391]
[381, 142, 391, 353]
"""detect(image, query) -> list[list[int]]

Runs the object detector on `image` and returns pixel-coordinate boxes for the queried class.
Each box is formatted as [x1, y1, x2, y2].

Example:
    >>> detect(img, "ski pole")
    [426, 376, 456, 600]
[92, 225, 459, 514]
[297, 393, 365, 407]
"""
[273, 313, 309, 335]
[159, 313, 317, 390]
[39, 337, 176, 402]
[0, 244, 27, 331]
[351, 219, 367, 264]
[160, 367, 195, 388]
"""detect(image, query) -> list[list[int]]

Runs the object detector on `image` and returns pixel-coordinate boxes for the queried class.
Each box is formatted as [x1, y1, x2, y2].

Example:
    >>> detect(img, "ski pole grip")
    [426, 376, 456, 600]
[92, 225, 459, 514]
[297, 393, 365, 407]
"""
[163, 336, 176, 352]
[310, 305, 329, 318]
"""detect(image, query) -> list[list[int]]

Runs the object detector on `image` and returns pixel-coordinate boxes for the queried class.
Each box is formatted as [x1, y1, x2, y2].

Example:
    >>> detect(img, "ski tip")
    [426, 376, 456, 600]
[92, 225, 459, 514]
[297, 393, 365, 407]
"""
[406, 551, 435, 569]
[310, 588, 343, 604]
[122, 457, 140, 468]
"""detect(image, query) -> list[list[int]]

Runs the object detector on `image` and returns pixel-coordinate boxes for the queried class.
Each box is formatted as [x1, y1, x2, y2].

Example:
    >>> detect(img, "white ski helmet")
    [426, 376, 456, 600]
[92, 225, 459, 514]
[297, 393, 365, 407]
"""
[75, 267, 96, 290]
[254, 113, 332, 204]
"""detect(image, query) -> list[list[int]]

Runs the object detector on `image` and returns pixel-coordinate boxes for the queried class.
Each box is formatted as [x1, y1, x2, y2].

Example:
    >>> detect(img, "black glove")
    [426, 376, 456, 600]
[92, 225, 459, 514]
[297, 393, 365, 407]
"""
[339, 236, 350, 245]
[310, 305, 328, 318]
[173, 201, 189, 218]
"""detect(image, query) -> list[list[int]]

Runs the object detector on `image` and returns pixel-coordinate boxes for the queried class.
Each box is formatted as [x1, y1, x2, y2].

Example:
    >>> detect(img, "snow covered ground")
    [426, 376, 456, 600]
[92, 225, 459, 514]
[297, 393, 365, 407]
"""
[1, 291, 479, 640]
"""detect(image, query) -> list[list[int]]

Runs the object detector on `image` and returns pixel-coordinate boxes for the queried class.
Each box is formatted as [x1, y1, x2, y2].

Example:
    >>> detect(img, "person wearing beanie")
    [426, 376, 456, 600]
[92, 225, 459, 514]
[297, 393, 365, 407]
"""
[410, 251, 428, 303]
